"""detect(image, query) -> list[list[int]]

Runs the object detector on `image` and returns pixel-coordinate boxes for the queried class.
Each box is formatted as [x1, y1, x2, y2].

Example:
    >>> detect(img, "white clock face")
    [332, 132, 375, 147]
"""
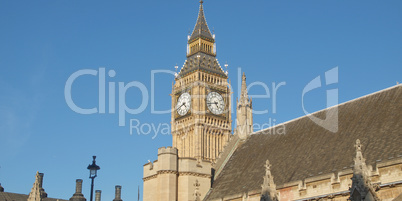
[206, 92, 225, 115]
[176, 92, 191, 116]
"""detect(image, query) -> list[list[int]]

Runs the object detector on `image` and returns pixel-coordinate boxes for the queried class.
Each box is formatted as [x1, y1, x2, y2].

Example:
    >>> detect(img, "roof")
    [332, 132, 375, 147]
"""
[189, 1, 214, 43]
[206, 84, 402, 200]
[0, 192, 68, 201]
[177, 52, 227, 78]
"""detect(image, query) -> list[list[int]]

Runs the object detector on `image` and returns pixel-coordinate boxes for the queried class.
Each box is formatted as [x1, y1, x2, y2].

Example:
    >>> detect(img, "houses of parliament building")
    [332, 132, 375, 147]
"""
[1, 1, 399, 201]
[142, 1, 402, 201]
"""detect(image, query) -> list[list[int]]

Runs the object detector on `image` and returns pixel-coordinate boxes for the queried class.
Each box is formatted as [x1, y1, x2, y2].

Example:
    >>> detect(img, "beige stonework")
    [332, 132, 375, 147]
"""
[143, 147, 212, 201]
[143, 3, 234, 200]
[171, 69, 232, 162]
[28, 172, 47, 201]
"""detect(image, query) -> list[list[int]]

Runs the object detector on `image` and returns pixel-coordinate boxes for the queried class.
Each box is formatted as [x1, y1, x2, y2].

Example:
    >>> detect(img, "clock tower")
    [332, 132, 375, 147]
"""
[171, 0, 231, 162]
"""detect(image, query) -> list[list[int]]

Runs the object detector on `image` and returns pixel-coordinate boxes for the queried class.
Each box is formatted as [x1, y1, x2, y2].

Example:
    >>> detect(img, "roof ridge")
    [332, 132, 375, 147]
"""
[253, 84, 402, 135]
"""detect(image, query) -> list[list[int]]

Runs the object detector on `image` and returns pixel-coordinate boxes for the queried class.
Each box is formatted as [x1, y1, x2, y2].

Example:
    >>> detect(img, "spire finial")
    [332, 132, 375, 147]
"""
[355, 139, 361, 152]
[200, 0, 203, 5]
[349, 139, 380, 201]
[261, 160, 278, 201]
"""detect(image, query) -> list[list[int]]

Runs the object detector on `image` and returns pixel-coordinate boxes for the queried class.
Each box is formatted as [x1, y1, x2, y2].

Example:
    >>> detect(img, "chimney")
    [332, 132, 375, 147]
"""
[95, 190, 101, 201]
[113, 185, 122, 201]
[0, 183, 4, 192]
[38, 173, 48, 198]
[38, 173, 44, 188]
[75, 179, 83, 194]
[69, 179, 86, 201]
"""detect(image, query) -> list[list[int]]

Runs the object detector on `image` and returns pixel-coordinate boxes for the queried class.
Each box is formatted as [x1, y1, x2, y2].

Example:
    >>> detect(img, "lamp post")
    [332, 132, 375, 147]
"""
[87, 156, 100, 201]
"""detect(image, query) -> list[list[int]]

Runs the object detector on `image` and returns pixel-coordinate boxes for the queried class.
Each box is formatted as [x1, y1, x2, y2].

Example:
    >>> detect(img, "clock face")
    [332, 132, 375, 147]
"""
[176, 92, 191, 116]
[206, 92, 225, 115]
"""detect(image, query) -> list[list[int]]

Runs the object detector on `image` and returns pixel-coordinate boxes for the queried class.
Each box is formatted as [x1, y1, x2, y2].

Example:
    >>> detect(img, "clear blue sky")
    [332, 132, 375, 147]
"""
[0, 0, 401, 200]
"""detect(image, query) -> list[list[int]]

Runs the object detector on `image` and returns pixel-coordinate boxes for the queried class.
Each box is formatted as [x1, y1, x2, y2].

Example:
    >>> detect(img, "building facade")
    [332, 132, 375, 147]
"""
[143, 1, 402, 201]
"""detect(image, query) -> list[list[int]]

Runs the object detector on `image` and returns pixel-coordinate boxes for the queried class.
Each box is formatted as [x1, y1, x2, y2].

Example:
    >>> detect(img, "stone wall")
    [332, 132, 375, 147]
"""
[143, 146, 212, 201]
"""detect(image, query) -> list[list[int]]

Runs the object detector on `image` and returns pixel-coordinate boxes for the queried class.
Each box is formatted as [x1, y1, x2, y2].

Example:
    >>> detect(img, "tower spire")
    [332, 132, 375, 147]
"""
[349, 139, 379, 201]
[236, 73, 253, 139]
[187, 0, 215, 56]
[241, 72, 248, 103]
[261, 160, 278, 201]
[178, 1, 226, 78]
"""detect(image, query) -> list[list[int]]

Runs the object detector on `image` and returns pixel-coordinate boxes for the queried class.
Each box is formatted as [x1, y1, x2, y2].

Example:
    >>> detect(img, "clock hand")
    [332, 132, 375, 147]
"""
[178, 102, 185, 109]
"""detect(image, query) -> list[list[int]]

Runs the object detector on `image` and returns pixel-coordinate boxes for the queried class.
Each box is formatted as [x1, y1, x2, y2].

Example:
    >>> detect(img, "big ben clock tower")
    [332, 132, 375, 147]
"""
[171, 0, 231, 162]
[143, 2, 239, 200]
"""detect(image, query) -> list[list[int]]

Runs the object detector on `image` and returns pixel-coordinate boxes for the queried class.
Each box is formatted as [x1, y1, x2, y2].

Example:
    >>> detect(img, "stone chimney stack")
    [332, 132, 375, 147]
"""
[95, 190, 101, 201]
[38, 173, 48, 198]
[69, 179, 86, 201]
[38, 173, 44, 188]
[75, 179, 83, 194]
[113, 186, 122, 201]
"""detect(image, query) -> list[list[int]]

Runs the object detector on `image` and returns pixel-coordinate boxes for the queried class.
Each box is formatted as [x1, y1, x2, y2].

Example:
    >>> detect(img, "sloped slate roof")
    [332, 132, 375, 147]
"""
[178, 53, 227, 78]
[189, 2, 214, 43]
[0, 192, 68, 201]
[206, 85, 402, 200]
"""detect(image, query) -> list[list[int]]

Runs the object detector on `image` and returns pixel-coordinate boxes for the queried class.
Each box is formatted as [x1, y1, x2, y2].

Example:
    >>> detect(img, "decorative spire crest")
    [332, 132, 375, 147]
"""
[236, 72, 253, 139]
[240, 72, 249, 103]
[349, 139, 379, 201]
[261, 160, 278, 201]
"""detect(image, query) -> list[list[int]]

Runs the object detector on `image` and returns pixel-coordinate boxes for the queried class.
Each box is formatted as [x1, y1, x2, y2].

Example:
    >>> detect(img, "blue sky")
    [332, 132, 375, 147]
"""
[0, 0, 401, 200]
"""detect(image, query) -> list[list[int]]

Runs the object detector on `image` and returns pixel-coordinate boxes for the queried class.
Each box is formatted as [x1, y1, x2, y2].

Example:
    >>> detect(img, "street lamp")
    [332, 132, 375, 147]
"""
[87, 156, 100, 201]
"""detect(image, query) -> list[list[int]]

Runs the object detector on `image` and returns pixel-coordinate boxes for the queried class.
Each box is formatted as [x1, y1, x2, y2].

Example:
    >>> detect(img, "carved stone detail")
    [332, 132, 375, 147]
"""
[349, 139, 380, 201]
[28, 172, 47, 201]
[193, 180, 201, 201]
[260, 160, 278, 201]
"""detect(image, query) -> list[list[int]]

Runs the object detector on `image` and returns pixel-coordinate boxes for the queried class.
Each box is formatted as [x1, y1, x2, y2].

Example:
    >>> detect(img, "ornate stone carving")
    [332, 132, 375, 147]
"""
[260, 160, 278, 201]
[236, 73, 253, 140]
[142, 174, 157, 181]
[28, 172, 47, 201]
[179, 172, 211, 178]
[193, 180, 201, 201]
[349, 139, 380, 201]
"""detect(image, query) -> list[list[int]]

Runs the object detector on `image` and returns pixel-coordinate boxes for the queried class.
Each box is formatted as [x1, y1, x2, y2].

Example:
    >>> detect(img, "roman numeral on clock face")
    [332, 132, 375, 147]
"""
[206, 91, 225, 115]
